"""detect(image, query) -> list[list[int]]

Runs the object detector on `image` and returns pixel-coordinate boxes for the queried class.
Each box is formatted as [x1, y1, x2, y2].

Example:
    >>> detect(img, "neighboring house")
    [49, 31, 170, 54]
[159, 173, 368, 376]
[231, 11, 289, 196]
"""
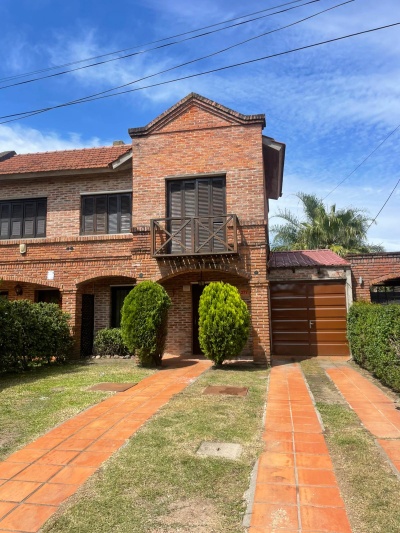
[0, 93, 285, 363]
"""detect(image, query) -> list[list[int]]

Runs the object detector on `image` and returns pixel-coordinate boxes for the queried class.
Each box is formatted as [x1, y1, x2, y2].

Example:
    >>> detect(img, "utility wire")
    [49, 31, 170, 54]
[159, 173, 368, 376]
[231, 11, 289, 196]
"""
[1, 20, 398, 125]
[0, 0, 321, 90]
[368, 177, 400, 229]
[0, 0, 308, 84]
[323, 123, 400, 199]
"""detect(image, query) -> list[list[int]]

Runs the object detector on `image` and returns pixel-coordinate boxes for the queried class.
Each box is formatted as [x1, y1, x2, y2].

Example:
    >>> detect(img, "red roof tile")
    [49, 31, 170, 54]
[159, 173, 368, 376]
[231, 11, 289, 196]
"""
[0, 145, 131, 175]
[269, 250, 350, 268]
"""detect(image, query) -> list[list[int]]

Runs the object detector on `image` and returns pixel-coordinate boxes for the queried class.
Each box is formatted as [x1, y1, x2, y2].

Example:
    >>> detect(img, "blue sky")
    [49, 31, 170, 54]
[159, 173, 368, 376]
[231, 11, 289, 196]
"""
[0, 0, 399, 250]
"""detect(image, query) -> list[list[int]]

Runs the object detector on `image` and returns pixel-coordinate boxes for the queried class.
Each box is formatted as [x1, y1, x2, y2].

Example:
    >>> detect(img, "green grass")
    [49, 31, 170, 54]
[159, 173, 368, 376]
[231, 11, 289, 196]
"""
[302, 360, 400, 533]
[43, 365, 268, 533]
[0, 361, 155, 460]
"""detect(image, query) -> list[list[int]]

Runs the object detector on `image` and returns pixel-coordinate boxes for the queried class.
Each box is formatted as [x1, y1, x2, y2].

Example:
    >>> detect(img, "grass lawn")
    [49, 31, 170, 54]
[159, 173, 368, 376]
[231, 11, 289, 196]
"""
[0, 360, 155, 461]
[302, 360, 400, 533]
[42, 364, 268, 533]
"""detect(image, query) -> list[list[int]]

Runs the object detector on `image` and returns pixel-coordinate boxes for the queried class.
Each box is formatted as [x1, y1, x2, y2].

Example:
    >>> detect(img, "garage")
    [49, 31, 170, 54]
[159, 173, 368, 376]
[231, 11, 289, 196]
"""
[268, 251, 352, 358]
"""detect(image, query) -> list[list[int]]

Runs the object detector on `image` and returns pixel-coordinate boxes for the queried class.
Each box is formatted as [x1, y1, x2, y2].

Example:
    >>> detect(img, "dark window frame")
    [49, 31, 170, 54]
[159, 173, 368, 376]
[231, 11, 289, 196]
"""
[81, 193, 132, 235]
[0, 290, 9, 299]
[0, 198, 47, 240]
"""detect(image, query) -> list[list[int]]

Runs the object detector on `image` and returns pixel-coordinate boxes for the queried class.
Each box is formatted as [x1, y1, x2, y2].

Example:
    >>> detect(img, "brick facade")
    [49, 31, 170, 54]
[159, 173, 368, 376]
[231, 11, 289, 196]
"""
[346, 252, 400, 301]
[0, 94, 285, 364]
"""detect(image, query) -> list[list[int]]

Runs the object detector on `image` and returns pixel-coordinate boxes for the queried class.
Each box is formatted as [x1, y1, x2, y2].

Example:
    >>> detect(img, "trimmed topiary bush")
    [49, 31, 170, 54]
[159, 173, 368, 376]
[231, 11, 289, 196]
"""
[0, 299, 73, 372]
[120, 281, 171, 366]
[93, 328, 130, 357]
[347, 301, 400, 391]
[198, 281, 250, 365]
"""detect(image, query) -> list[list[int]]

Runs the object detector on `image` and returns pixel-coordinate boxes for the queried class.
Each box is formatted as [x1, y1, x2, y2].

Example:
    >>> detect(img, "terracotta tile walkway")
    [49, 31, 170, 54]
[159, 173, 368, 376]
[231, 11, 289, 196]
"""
[250, 363, 352, 533]
[0, 359, 210, 533]
[327, 366, 400, 473]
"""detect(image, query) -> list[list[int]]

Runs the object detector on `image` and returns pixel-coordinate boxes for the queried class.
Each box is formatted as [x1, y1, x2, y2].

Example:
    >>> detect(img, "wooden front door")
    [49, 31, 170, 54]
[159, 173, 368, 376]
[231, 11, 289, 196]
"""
[192, 284, 205, 355]
[81, 294, 95, 357]
[270, 281, 349, 357]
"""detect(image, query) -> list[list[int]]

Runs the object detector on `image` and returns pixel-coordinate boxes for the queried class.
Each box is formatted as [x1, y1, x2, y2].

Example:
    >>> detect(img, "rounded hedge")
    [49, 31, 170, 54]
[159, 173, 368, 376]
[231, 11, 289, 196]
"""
[93, 328, 130, 357]
[120, 281, 171, 366]
[198, 281, 250, 365]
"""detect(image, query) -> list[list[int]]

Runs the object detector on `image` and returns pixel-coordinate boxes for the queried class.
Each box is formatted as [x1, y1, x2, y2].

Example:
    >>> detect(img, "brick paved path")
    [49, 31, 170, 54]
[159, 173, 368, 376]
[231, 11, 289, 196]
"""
[0, 359, 210, 533]
[250, 363, 352, 533]
[327, 366, 400, 474]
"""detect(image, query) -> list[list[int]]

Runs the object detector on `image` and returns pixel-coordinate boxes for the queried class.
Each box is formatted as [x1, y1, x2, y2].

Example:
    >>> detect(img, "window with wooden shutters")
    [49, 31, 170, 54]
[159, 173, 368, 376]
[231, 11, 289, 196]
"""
[81, 193, 132, 235]
[167, 177, 226, 253]
[0, 198, 47, 239]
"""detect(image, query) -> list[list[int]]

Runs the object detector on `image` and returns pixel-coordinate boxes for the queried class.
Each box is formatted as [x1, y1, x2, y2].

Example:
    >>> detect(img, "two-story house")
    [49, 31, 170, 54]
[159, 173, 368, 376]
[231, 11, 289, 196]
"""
[0, 93, 286, 363]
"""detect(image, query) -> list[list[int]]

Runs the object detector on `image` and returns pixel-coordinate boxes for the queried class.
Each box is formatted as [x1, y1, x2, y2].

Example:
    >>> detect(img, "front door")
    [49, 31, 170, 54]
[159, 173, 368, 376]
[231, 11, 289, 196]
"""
[81, 294, 95, 357]
[192, 284, 205, 355]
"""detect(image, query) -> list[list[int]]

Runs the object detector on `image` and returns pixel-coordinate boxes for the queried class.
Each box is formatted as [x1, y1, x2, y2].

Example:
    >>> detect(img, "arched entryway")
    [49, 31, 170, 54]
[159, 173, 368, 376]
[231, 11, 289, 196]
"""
[370, 277, 400, 305]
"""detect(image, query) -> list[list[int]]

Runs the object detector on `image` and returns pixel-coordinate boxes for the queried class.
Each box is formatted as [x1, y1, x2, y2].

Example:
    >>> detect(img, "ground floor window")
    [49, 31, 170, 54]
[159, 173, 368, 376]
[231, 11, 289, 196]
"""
[0, 290, 8, 299]
[36, 290, 61, 305]
[371, 282, 400, 305]
[111, 286, 135, 327]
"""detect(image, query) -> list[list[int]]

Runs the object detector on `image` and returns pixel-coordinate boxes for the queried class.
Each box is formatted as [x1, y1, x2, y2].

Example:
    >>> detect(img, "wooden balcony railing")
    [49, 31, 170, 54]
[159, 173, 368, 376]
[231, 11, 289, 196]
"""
[150, 214, 238, 257]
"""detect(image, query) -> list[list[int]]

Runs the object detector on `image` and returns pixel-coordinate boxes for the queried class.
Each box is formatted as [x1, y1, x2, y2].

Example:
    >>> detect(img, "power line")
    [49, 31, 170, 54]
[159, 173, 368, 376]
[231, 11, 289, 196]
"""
[323, 123, 400, 199]
[0, 0, 309, 84]
[1, 20, 398, 125]
[0, 0, 341, 117]
[368, 177, 400, 229]
[0, 0, 321, 91]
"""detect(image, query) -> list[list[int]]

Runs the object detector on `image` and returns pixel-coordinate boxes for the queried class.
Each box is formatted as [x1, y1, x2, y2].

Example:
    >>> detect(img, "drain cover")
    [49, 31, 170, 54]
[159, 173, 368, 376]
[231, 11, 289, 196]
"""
[88, 382, 136, 392]
[197, 442, 243, 460]
[203, 385, 248, 397]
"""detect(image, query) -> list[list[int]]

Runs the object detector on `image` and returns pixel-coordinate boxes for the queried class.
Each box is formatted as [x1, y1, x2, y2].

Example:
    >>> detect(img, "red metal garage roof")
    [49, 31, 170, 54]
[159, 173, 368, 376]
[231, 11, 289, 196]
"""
[269, 250, 350, 268]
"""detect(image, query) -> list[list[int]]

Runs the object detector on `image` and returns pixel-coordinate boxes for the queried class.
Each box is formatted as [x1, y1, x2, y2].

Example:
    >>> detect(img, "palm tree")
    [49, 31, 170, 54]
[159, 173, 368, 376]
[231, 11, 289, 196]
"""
[270, 193, 384, 256]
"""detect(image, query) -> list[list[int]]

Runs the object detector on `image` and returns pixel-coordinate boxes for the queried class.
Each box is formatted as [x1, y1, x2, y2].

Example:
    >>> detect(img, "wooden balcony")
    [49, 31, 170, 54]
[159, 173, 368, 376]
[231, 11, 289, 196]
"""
[150, 214, 238, 257]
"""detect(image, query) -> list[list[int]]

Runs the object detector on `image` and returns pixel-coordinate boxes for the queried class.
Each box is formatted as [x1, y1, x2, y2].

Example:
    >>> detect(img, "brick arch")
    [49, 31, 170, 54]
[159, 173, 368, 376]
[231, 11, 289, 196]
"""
[155, 265, 251, 283]
[75, 271, 137, 287]
[370, 272, 400, 287]
[0, 274, 61, 289]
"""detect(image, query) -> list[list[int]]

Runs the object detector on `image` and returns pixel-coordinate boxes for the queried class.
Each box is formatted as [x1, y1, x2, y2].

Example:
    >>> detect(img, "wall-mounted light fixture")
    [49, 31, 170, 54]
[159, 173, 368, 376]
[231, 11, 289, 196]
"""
[359, 276, 364, 287]
[14, 284, 23, 296]
[138, 272, 144, 278]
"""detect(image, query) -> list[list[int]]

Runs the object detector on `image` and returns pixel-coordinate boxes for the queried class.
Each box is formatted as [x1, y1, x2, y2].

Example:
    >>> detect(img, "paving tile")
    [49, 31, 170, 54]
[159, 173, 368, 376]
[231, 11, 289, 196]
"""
[254, 483, 297, 505]
[256, 466, 296, 485]
[0, 480, 41, 502]
[294, 441, 329, 455]
[250, 503, 299, 529]
[55, 437, 93, 451]
[263, 431, 293, 442]
[301, 505, 352, 532]
[0, 502, 16, 520]
[13, 464, 62, 483]
[0, 462, 30, 480]
[264, 440, 294, 454]
[295, 454, 333, 470]
[35, 449, 79, 466]
[299, 486, 345, 508]
[70, 451, 111, 468]
[25, 437, 64, 450]
[86, 438, 127, 453]
[0, 503, 57, 532]
[49, 465, 98, 485]
[26, 483, 79, 506]
[5, 449, 46, 464]
[297, 468, 337, 487]
[259, 452, 294, 469]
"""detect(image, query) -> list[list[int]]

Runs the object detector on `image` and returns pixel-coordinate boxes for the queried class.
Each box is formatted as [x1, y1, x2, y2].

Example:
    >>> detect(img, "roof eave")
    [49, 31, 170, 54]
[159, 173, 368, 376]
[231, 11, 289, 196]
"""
[263, 136, 286, 200]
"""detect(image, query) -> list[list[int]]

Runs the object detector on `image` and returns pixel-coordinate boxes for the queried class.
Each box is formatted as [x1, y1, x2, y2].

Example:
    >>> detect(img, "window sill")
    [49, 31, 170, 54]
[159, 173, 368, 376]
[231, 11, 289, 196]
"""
[0, 233, 133, 246]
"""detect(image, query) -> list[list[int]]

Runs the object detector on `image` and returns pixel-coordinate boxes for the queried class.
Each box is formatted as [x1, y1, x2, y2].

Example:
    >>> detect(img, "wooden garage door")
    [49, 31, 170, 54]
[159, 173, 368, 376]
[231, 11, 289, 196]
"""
[270, 281, 349, 357]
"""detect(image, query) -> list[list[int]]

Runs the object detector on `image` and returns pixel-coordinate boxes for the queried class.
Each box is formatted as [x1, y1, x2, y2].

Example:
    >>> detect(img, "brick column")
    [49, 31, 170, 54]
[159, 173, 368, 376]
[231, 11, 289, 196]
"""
[250, 281, 270, 365]
[61, 288, 81, 359]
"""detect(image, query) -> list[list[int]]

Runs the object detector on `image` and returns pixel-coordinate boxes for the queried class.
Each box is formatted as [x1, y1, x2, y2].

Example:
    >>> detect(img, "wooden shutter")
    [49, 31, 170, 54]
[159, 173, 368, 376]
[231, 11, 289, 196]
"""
[23, 201, 36, 237]
[36, 200, 47, 237]
[95, 196, 107, 234]
[82, 196, 95, 234]
[211, 178, 226, 252]
[0, 203, 10, 239]
[197, 179, 211, 252]
[108, 195, 118, 234]
[10, 202, 23, 238]
[183, 181, 195, 251]
[168, 182, 184, 253]
[120, 194, 131, 233]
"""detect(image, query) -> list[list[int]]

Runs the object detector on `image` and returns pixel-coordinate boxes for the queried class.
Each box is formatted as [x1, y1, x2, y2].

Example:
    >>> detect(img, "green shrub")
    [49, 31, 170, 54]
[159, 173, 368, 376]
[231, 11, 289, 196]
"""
[347, 302, 400, 391]
[198, 281, 250, 365]
[120, 281, 171, 366]
[94, 328, 130, 357]
[0, 299, 73, 372]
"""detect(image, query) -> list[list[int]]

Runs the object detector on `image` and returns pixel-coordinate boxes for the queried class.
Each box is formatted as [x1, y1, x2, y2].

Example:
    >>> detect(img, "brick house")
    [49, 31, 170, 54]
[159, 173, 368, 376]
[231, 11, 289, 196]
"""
[0, 93, 285, 364]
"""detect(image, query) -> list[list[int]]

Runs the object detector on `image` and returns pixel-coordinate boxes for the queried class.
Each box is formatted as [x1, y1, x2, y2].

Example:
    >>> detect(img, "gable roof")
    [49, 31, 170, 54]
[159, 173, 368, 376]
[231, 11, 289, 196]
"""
[0, 145, 131, 176]
[269, 250, 350, 268]
[128, 93, 266, 137]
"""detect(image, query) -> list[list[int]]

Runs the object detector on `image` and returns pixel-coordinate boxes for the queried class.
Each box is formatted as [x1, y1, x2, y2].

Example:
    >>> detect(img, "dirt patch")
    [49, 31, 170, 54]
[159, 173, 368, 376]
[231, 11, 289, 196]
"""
[153, 498, 220, 532]
[301, 360, 346, 405]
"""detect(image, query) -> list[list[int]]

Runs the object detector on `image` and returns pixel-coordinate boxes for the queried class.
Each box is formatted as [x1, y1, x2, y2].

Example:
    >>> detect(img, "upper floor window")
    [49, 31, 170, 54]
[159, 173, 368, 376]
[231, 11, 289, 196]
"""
[0, 198, 46, 240]
[81, 193, 132, 235]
